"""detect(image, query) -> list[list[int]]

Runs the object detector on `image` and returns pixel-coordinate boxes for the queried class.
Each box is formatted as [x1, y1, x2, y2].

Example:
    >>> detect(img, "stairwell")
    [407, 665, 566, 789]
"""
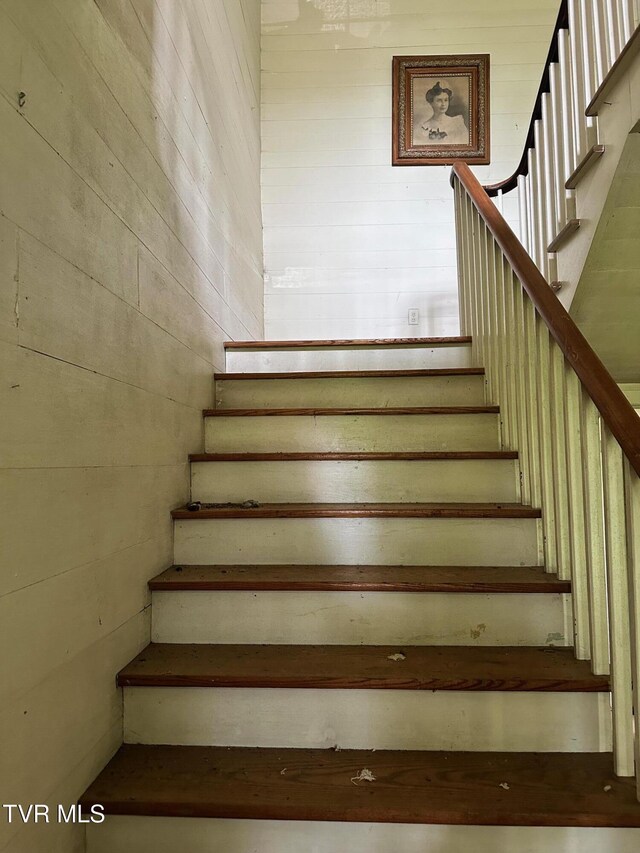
[80, 337, 640, 852]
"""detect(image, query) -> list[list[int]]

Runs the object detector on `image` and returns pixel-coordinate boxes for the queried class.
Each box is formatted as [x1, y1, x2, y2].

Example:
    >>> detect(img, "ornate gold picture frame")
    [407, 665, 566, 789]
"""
[392, 54, 490, 166]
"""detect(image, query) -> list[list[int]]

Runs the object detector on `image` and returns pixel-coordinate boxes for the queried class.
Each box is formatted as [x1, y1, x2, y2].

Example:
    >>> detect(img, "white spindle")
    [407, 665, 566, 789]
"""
[521, 295, 543, 508]
[534, 318, 559, 570]
[525, 170, 536, 263]
[495, 255, 515, 451]
[579, 0, 601, 149]
[601, 428, 635, 776]
[558, 28, 578, 177]
[620, 0, 636, 39]
[533, 120, 549, 275]
[549, 62, 565, 233]
[624, 460, 640, 797]
[454, 182, 468, 335]
[582, 0, 603, 100]
[594, 0, 612, 78]
[605, 0, 623, 59]
[517, 176, 530, 252]
[581, 394, 610, 675]
[549, 343, 572, 582]
[569, 0, 589, 159]
[462, 186, 474, 337]
[541, 93, 558, 256]
[488, 240, 502, 409]
[563, 367, 592, 659]
[478, 224, 493, 401]
[508, 277, 533, 505]
[468, 204, 482, 365]
[505, 262, 524, 460]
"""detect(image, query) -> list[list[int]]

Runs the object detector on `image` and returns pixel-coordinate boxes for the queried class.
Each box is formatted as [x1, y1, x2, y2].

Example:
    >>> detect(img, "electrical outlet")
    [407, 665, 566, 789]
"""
[408, 308, 419, 325]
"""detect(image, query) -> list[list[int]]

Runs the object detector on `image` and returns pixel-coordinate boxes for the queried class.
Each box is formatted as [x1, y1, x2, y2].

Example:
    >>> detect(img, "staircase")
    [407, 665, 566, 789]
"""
[81, 337, 640, 852]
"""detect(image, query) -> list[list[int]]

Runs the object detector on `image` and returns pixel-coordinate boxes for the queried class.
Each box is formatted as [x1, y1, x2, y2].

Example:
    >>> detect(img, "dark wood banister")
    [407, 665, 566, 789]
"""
[452, 161, 640, 477]
[483, 0, 569, 198]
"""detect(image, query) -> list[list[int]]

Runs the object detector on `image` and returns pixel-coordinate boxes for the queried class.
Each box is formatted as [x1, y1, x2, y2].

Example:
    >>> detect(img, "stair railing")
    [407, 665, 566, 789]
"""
[484, 0, 639, 287]
[452, 160, 640, 793]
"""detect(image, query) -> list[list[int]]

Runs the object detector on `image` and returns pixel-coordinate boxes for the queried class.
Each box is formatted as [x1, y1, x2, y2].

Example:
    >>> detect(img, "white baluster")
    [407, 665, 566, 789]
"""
[564, 368, 592, 659]
[557, 29, 576, 174]
[535, 317, 559, 570]
[581, 394, 610, 675]
[605, 0, 623, 60]
[579, 0, 601, 147]
[517, 175, 530, 252]
[542, 92, 558, 255]
[454, 182, 467, 335]
[533, 121, 548, 277]
[526, 154, 539, 269]
[549, 344, 572, 582]
[624, 460, 640, 796]
[602, 428, 635, 776]
[569, 0, 589, 161]
[593, 0, 611, 84]
[619, 0, 635, 40]
[550, 62, 565, 233]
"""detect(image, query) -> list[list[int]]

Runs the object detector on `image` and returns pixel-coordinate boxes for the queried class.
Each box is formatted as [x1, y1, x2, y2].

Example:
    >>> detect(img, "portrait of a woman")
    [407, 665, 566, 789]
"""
[418, 80, 469, 146]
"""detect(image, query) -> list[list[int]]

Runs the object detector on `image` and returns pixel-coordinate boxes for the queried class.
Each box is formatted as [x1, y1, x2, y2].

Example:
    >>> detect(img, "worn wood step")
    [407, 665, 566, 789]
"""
[224, 337, 474, 372]
[151, 569, 569, 647]
[173, 511, 540, 566]
[203, 407, 500, 453]
[224, 336, 473, 349]
[216, 368, 484, 379]
[189, 452, 520, 503]
[190, 451, 517, 461]
[213, 369, 487, 408]
[150, 565, 569, 647]
[118, 644, 606, 691]
[80, 745, 640, 826]
[204, 405, 499, 417]
[172, 502, 540, 520]
[150, 564, 568, 593]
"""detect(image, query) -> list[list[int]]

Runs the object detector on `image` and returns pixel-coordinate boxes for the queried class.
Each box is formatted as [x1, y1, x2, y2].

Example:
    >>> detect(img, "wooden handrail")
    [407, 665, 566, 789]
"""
[453, 161, 640, 476]
[483, 0, 569, 198]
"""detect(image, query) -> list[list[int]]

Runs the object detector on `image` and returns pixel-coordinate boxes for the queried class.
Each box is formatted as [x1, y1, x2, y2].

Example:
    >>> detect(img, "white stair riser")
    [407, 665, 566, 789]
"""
[215, 375, 486, 409]
[152, 591, 570, 646]
[225, 344, 473, 373]
[191, 459, 519, 503]
[87, 817, 640, 853]
[174, 517, 542, 567]
[205, 413, 500, 453]
[123, 687, 611, 753]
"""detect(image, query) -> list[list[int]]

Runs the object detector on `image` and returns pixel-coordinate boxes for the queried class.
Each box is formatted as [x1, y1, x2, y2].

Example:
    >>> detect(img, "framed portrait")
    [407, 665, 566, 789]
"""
[392, 54, 490, 166]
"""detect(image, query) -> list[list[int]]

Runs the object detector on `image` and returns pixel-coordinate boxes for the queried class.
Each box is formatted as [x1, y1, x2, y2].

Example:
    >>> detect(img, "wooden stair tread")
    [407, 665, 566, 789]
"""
[189, 451, 518, 462]
[171, 502, 542, 520]
[79, 745, 640, 826]
[215, 367, 484, 380]
[224, 336, 472, 349]
[118, 644, 607, 691]
[150, 564, 569, 593]
[204, 405, 499, 417]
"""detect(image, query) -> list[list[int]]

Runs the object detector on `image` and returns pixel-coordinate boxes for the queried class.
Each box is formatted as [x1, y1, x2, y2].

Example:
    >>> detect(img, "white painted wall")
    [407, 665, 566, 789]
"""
[0, 1, 262, 851]
[569, 132, 640, 382]
[261, 0, 560, 340]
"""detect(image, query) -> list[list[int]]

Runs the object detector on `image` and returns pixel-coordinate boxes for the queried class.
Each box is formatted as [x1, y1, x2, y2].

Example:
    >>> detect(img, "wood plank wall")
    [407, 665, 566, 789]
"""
[261, 0, 559, 340]
[569, 132, 640, 383]
[0, 1, 262, 851]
